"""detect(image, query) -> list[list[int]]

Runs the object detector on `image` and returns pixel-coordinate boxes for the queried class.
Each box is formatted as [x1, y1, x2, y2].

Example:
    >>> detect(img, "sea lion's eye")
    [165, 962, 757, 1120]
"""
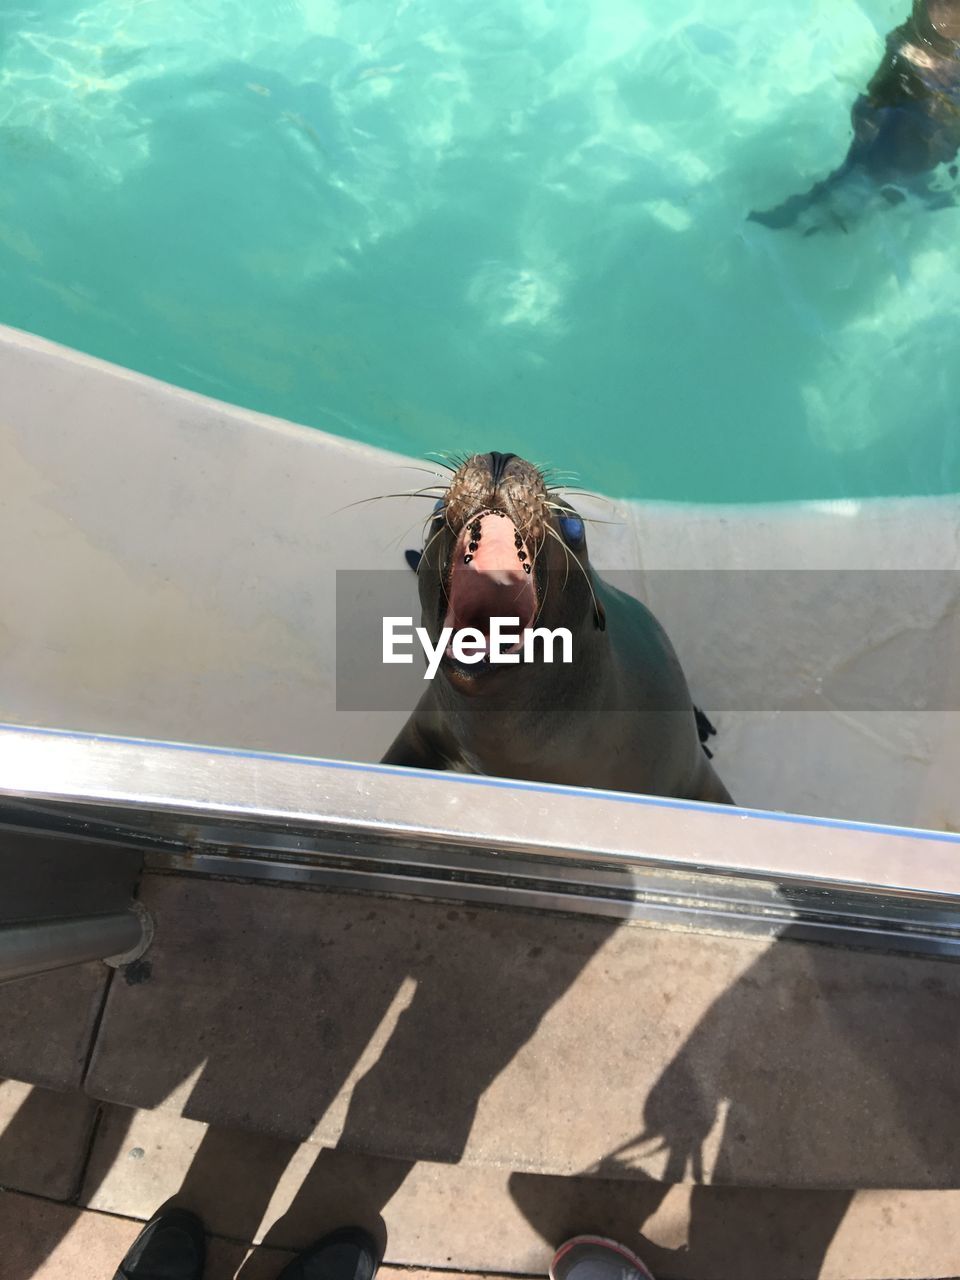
[559, 514, 584, 546]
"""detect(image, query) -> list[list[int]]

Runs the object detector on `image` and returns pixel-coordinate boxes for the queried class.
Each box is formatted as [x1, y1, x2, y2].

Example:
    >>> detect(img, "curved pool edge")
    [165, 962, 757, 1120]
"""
[1, 321, 959, 832]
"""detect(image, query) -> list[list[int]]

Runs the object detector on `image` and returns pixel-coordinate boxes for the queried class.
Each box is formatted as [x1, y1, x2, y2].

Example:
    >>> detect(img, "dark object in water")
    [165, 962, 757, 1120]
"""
[750, 0, 960, 231]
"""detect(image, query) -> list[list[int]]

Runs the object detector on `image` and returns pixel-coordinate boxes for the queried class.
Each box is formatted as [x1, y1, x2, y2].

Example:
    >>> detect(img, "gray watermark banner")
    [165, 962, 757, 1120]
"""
[335, 569, 960, 712]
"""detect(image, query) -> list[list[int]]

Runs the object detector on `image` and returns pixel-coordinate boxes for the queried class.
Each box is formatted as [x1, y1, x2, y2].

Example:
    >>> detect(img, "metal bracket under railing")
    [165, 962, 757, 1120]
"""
[0, 816, 151, 983]
[2, 723, 960, 961]
[0, 902, 152, 984]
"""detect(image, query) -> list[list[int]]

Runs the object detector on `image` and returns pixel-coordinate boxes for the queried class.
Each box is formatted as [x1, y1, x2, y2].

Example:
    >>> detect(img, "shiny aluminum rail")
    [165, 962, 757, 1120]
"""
[3, 724, 960, 959]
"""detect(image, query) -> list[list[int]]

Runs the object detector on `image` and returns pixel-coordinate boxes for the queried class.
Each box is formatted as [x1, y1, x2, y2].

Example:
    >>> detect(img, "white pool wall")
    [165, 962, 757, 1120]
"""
[1, 323, 958, 830]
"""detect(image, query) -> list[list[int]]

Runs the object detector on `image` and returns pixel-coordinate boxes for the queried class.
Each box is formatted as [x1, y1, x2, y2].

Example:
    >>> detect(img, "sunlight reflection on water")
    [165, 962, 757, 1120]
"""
[0, 0, 957, 501]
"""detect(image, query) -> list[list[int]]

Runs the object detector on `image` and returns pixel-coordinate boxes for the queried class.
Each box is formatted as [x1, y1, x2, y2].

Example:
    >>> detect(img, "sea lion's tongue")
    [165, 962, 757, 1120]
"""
[443, 512, 535, 654]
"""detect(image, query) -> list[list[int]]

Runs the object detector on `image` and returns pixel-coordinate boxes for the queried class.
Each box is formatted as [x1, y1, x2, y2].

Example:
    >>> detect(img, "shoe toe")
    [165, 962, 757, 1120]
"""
[278, 1225, 380, 1280]
[116, 1208, 206, 1280]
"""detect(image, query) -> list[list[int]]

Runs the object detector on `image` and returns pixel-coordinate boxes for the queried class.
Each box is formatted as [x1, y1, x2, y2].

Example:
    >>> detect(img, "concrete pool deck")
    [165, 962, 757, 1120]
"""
[3, 321, 960, 831]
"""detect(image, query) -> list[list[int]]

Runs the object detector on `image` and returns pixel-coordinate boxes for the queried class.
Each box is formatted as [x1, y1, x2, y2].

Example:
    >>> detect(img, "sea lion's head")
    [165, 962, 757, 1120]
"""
[415, 451, 604, 693]
[920, 0, 960, 46]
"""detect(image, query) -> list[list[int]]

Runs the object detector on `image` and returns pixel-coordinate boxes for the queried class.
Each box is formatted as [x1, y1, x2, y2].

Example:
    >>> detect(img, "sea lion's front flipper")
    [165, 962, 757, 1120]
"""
[748, 166, 849, 231]
[693, 706, 717, 759]
[748, 190, 815, 230]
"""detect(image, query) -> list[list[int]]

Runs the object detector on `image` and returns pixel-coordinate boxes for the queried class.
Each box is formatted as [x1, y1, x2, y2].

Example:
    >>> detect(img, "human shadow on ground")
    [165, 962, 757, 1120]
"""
[78, 872, 621, 1277]
[510, 919, 960, 1280]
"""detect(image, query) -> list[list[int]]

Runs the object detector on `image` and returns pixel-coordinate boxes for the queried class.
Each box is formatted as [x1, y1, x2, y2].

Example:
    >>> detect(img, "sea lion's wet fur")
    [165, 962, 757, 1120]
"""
[383, 453, 733, 805]
[750, 0, 960, 232]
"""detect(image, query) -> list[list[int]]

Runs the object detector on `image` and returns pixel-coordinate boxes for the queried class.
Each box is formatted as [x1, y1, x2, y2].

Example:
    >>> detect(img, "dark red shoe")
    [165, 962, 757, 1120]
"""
[550, 1235, 655, 1280]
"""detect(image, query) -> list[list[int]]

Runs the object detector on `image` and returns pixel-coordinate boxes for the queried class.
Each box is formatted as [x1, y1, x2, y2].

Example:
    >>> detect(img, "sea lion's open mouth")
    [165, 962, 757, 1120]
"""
[441, 509, 537, 662]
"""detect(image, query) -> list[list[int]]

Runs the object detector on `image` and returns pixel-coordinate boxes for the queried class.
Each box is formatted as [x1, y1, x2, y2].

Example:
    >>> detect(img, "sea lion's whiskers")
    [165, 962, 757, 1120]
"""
[420, 507, 444, 539]
[545, 523, 573, 594]
[332, 487, 447, 516]
[398, 465, 450, 480]
[548, 488, 615, 507]
[419, 524, 447, 572]
[396, 511, 439, 547]
[426, 451, 471, 473]
[421, 525, 455, 616]
[548, 487, 621, 518]
[533, 560, 550, 626]
[505, 580, 535, 616]
[533, 459, 580, 480]
[529, 525, 553, 626]
[543, 524, 603, 627]
[542, 501, 619, 527]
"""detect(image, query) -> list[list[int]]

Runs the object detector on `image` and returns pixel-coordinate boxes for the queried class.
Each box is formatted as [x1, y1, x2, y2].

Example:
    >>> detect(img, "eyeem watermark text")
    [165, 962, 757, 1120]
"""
[383, 617, 573, 679]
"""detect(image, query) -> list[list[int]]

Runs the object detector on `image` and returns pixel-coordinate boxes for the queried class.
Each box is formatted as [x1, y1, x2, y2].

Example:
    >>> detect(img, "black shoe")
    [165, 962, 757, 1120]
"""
[277, 1225, 380, 1280]
[114, 1209, 206, 1280]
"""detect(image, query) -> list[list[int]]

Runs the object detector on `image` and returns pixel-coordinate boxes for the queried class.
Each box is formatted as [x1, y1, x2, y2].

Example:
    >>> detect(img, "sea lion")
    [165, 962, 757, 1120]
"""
[382, 452, 733, 805]
[750, 0, 960, 232]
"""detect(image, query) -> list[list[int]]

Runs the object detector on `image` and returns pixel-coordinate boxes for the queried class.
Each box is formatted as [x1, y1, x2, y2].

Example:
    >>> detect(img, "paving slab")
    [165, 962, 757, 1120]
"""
[0, 1191, 526, 1280]
[82, 1105, 299, 1244]
[0, 1190, 142, 1280]
[85, 874, 625, 1167]
[0, 1080, 98, 1200]
[0, 964, 110, 1091]
[86, 874, 960, 1191]
[0, 1190, 296, 1280]
[78, 1104, 960, 1280]
[533, 1183, 960, 1280]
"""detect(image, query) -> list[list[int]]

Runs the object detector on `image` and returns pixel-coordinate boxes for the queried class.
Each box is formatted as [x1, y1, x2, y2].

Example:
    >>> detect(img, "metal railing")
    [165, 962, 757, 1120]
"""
[3, 723, 960, 962]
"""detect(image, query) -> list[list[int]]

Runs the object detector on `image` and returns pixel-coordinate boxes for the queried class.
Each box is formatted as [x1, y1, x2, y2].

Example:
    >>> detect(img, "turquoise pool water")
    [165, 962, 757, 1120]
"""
[1, 0, 958, 502]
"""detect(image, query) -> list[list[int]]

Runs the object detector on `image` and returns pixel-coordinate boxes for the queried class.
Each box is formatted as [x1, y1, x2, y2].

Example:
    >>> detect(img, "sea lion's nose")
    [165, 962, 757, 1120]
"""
[487, 452, 517, 486]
